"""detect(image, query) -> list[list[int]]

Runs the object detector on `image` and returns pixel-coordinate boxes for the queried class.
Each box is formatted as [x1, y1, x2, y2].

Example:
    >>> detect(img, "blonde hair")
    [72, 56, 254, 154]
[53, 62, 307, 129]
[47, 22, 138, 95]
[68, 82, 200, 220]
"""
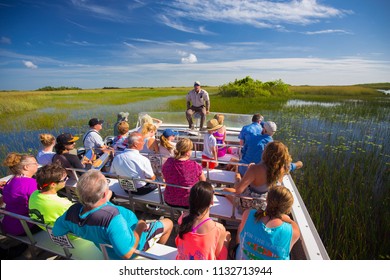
[3, 152, 35, 175]
[140, 114, 153, 127]
[39, 133, 55, 147]
[159, 134, 175, 152]
[117, 121, 130, 135]
[255, 186, 294, 221]
[141, 123, 156, 136]
[262, 141, 292, 186]
[214, 114, 224, 125]
[174, 138, 193, 159]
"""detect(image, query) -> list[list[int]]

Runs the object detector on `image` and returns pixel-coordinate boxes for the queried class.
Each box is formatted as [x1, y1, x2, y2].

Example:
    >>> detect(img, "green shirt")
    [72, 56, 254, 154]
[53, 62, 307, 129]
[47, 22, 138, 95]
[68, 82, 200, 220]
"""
[29, 190, 73, 228]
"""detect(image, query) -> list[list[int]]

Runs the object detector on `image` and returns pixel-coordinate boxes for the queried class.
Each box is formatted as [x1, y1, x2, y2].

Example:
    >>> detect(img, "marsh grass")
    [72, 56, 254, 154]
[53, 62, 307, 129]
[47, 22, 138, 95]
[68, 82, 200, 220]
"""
[0, 85, 389, 259]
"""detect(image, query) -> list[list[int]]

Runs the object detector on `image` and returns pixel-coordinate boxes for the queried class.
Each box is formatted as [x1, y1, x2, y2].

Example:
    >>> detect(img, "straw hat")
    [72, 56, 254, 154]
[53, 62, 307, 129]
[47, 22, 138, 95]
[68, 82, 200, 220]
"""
[207, 119, 223, 131]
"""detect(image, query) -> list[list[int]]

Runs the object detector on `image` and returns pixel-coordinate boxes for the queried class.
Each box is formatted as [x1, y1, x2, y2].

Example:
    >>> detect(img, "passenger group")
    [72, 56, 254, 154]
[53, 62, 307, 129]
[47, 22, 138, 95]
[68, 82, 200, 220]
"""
[0, 81, 302, 260]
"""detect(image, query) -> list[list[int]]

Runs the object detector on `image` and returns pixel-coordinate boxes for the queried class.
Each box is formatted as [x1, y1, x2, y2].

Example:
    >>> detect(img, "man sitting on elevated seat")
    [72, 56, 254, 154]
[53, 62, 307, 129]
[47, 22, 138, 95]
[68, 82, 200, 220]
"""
[185, 81, 210, 131]
[53, 169, 173, 260]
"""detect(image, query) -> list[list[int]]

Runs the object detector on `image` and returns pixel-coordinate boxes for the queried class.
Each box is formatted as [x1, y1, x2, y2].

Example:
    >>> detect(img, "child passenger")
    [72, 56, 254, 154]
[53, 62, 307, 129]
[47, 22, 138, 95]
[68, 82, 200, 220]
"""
[213, 114, 227, 157]
[176, 181, 231, 260]
[159, 129, 178, 163]
[202, 119, 222, 169]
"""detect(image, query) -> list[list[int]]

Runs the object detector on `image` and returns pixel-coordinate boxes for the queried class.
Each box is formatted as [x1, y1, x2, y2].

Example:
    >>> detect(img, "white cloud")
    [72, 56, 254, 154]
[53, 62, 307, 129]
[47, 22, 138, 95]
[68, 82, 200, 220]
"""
[70, 40, 93, 46]
[305, 29, 353, 35]
[189, 41, 211, 49]
[0, 36, 11, 44]
[70, 0, 130, 22]
[158, 15, 200, 34]
[162, 0, 351, 30]
[2, 56, 389, 90]
[181, 53, 197, 64]
[23, 60, 38, 69]
[123, 42, 137, 49]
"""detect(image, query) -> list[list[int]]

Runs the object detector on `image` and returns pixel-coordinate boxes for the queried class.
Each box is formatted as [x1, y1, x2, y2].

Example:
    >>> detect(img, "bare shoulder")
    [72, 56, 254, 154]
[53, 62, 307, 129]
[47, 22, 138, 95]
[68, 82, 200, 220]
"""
[215, 221, 227, 232]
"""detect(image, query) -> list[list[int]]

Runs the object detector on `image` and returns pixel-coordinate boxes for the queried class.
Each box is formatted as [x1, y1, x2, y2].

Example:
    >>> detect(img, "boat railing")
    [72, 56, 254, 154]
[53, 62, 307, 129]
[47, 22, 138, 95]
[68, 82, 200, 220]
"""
[0, 208, 177, 260]
[62, 164, 329, 260]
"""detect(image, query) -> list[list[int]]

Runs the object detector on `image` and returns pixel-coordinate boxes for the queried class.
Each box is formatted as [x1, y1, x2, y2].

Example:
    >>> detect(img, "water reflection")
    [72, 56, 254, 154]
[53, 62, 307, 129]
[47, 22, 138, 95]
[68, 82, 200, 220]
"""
[285, 100, 341, 107]
[377, 89, 390, 95]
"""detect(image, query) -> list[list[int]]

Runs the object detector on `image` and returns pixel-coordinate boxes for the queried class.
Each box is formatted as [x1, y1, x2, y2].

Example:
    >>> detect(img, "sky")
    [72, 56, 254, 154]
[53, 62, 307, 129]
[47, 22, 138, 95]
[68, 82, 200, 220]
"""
[0, 0, 389, 90]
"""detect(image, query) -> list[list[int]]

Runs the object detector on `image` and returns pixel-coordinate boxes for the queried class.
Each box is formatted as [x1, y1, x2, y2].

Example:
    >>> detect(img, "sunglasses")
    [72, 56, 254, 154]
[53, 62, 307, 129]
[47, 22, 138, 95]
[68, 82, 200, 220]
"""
[57, 175, 69, 183]
[41, 175, 69, 189]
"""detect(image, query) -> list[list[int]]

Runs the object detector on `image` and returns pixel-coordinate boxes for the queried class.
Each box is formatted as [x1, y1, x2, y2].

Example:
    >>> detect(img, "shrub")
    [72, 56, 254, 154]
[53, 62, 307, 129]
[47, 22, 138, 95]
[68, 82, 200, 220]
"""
[218, 76, 289, 97]
[36, 86, 82, 91]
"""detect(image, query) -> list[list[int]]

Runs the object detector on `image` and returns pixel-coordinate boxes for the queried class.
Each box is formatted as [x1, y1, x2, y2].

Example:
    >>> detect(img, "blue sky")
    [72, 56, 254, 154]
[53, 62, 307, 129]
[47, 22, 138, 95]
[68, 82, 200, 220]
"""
[0, 0, 389, 90]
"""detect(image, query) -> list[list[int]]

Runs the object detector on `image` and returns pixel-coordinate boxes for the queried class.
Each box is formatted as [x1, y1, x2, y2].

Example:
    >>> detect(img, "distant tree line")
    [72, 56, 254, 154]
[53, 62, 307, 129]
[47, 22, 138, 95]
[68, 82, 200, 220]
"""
[218, 76, 290, 97]
[36, 86, 82, 91]
[355, 83, 390, 90]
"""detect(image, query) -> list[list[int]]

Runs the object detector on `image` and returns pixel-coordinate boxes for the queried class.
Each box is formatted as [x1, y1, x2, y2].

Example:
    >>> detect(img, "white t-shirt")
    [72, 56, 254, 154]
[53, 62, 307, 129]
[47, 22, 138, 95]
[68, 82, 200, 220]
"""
[83, 129, 104, 150]
[202, 133, 217, 158]
[110, 149, 154, 189]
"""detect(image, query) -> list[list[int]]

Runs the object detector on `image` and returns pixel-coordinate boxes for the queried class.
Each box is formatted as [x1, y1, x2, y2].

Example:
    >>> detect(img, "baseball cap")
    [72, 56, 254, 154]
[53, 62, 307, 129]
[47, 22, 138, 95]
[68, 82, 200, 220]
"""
[194, 81, 201, 86]
[163, 129, 178, 138]
[88, 118, 104, 127]
[56, 133, 79, 145]
[117, 112, 129, 121]
[263, 121, 277, 134]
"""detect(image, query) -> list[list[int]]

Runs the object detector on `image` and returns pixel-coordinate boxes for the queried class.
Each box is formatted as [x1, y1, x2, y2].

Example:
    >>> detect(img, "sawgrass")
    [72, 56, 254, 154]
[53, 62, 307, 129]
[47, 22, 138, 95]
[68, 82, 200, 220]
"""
[0, 85, 389, 259]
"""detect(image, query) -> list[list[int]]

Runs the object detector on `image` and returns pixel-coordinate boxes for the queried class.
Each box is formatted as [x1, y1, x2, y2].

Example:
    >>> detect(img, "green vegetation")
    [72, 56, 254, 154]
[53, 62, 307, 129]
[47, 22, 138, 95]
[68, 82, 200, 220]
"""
[218, 76, 290, 97]
[36, 86, 82, 91]
[0, 87, 190, 117]
[355, 82, 390, 90]
[290, 85, 382, 101]
[0, 84, 389, 260]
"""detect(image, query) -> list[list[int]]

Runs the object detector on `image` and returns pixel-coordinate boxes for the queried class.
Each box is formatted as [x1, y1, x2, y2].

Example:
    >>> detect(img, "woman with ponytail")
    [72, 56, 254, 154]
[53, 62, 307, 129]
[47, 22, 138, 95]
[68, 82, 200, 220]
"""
[235, 185, 300, 260]
[176, 181, 231, 260]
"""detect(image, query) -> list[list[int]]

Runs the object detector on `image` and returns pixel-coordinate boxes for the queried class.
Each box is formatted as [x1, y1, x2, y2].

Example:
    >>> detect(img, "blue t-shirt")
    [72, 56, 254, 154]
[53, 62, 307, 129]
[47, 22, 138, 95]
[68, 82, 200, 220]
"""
[37, 150, 55, 165]
[53, 202, 138, 259]
[237, 209, 292, 260]
[239, 122, 265, 162]
[238, 124, 273, 176]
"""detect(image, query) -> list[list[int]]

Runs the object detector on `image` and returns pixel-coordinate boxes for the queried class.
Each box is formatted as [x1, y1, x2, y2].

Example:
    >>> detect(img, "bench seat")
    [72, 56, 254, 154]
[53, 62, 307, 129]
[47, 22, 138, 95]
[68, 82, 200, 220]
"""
[0, 208, 176, 260]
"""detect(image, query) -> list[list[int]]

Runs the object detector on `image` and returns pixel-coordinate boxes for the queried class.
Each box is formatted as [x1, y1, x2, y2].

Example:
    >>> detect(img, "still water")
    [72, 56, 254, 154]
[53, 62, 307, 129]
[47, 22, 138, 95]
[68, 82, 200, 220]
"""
[0, 96, 181, 176]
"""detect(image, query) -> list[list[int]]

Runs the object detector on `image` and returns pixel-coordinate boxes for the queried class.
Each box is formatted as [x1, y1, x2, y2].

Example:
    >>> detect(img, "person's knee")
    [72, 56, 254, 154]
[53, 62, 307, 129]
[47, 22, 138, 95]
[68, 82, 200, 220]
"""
[162, 218, 173, 232]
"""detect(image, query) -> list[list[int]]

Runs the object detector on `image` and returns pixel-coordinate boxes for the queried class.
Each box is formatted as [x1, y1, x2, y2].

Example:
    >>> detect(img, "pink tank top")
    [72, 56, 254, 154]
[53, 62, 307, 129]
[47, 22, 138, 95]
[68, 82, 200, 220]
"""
[176, 217, 225, 260]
